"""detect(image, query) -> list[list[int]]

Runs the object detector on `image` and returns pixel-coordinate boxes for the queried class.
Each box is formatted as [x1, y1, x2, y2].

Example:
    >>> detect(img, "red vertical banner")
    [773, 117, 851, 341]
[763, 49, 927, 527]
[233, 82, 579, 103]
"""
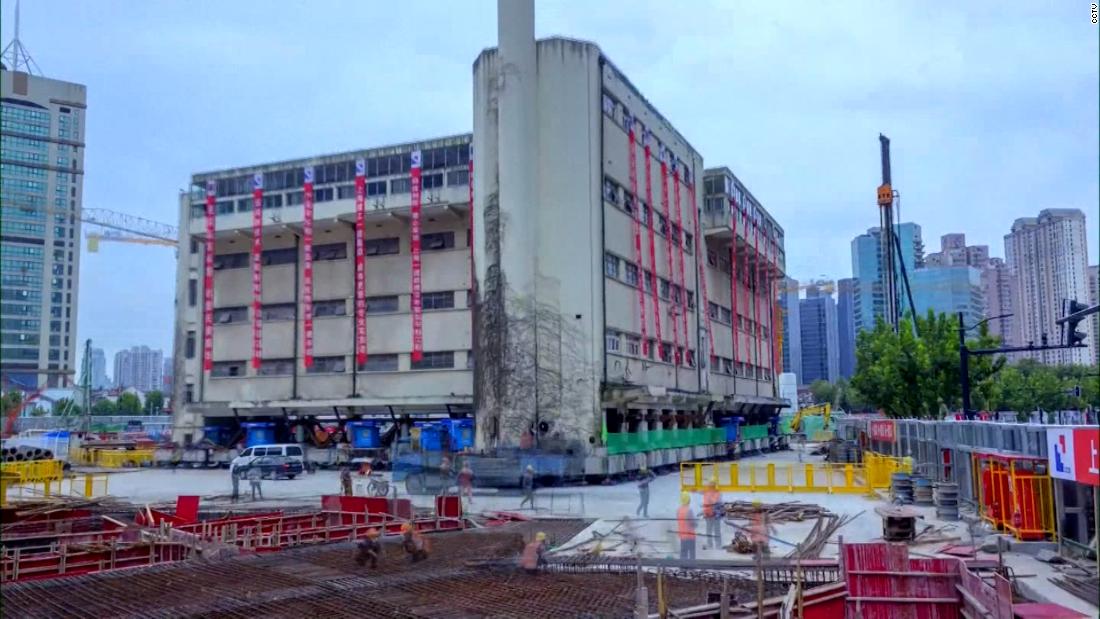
[468, 145, 475, 291]
[302, 166, 315, 368]
[689, 182, 713, 356]
[644, 136, 663, 360]
[354, 159, 367, 365]
[672, 166, 689, 361]
[753, 214, 762, 375]
[627, 121, 648, 355]
[202, 181, 216, 371]
[410, 150, 424, 362]
[729, 198, 739, 370]
[250, 173, 264, 369]
[660, 150, 679, 365]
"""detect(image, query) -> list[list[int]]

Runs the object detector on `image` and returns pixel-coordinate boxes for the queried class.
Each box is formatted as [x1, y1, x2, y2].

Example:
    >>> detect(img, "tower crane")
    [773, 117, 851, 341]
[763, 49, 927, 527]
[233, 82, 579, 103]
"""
[7, 202, 179, 251]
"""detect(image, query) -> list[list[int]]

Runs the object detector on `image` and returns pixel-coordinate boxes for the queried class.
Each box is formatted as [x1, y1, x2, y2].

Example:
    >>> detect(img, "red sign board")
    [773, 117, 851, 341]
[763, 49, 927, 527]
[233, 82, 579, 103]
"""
[202, 181, 216, 371]
[410, 150, 423, 362]
[354, 160, 367, 365]
[869, 419, 896, 443]
[302, 167, 314, 367]
[250, 174, 264, 369]
[1073, 427, 1100, 486]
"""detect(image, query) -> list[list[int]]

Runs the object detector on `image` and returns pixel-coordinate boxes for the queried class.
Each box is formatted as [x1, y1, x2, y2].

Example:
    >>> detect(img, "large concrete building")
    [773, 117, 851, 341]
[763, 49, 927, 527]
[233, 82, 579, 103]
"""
[850, 223, 924, 333]
[779, 276, 802, 385]
[0, 67, 86, 388]
[88, 346, 108, 390]
[114, 345, 163, 393]
[1089, 265, 1099, 366]
[980, 257, 1014, 343]
[1004, 209, 1093, 365]
[172, 5, 786, 470]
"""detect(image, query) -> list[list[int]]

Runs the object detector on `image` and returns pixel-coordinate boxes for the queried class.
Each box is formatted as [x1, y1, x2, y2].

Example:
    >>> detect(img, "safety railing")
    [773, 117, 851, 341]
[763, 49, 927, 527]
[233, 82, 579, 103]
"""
[1, 473, 111, 505]
[94, 449, 155, 468]
[681, 461, 871, 494]
[972, 453, 1054, 541]
[0, 459, 64, 483]
[863, 451, 913, 487]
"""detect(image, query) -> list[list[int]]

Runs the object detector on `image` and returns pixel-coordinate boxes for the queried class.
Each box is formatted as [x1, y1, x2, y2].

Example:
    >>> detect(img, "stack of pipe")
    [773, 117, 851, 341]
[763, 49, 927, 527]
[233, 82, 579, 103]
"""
[1, 446, 54, 463]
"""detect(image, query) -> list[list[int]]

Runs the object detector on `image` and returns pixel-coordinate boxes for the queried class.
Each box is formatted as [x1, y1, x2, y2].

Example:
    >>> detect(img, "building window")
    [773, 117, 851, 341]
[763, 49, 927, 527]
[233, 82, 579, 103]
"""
[623, 193, 635, 215]
[184, 383, 195, 403]
[661, 343, 672, 361]
[359, 354, 398, 372]
[190, 238, 199, 254]
[336, 184, 356, 200]
[657, 214, 668, 237]
[446, 169, 469, 186]
[686, 290, 695, 309]
[262, 194, 283, 209]
[422, 291, 455, 310]
[312, 242, 347, 261]
[307, 355, 346, 374]
[367, 180, 387, 197]
[659, 278, 670, 300]
[185, 330, 196, 359]
[606, 331, 620, 352]
[723, 359, 733, 375]
[421, 173, 444, 190]
[604, 252, 620, 278]
[644, 271, 655, 293]
[603, 178, 619, 204]
[684, 233, 693, 252]
[313, 187, 334, 202]
[213, 252, 249, 270]
[625, 262, 639, 286]
[411, 351, 455, 370]
[626, 336, 640, 356]
[720, 307, 732, 324]
[685, 350, 695, 368]
[365, 295, 399, 313]
[258, 358, 295, 376]
[314, 299, 346, 317]
[707, 250, 717, 267]
[365, 237, 400, 256]
[286, 191, 304, 206]
[214, 306, 249, 324]
[211, 360, 246, 378]
[422, 232, 454, 251]
[390, 178, 411, 194]
[261, 303, 295, 321]
[670, 284, 681, 305]
[187, 279, 198, 307]
[641, 205, 651, 226]
[262, 247, 297, 266]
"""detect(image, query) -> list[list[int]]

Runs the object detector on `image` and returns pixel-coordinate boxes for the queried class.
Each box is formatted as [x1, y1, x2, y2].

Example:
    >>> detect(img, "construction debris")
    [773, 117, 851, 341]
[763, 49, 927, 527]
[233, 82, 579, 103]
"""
[721, 500, 834, 523]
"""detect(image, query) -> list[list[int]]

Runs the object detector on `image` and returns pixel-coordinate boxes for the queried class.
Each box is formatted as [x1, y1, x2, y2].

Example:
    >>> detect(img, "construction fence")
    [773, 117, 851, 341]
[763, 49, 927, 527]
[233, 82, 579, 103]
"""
[680, 453, 911, 494]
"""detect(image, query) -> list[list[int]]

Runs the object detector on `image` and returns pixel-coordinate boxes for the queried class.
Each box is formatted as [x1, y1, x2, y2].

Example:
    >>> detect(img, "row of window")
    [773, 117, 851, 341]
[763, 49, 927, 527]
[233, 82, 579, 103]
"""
[605, 330, 698, 368]
[603, 252, 696, 308]
[601, 91, 691, 181]
[1, 105, 50, 125]
[706, 249, 766, 289]
[1, 318, 40, 332]
[1, 220, 45, 236]
[209, 350, 462, 377]
[209, 233, 456, 269]
[603, 177, 695, 252]
[207, 291, 459, 325]
[706, 302, 770, 338]
[1, 134, 48, 152]
[1, 120, 50, 137]
[202, 144, 471, 199]
[1, 274, 42, 288]
[0, 163, 48, 180]
[1, 148, 48, 164]
[709, 355, 772, 381]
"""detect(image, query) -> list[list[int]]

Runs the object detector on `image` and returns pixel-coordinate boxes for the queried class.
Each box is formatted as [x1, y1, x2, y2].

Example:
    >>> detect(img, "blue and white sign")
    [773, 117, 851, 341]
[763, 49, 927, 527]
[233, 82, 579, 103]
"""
[251, 172, 264, 190]
[1048, 427, 1075, 481]
[303, 166, 314, 184]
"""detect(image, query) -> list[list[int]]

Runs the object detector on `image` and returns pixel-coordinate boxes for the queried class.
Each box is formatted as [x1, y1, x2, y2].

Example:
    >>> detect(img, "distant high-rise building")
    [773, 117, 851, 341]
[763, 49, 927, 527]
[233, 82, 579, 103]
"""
[1, 50, 87, 388]
[924, 233, 989, 269]
[850, 223, 923, 333]
[836, 278, 857, 379]
[799, 289, 838, 384]
[113, 346, 163, 393]
[780, 277, 803, 385]
[980, 258, 1014, 343]
[1088, 265, 1099, 366]
[911, 266, 984, 327]
[88, 347, 109, 390]
[162, 357, 173, 391]
[1004, 209, 1092, 365]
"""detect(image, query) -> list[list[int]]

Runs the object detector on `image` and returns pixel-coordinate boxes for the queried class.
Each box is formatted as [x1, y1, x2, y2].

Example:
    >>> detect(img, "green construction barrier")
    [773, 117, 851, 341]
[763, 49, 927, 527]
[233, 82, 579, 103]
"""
[740, 424, 769, 441]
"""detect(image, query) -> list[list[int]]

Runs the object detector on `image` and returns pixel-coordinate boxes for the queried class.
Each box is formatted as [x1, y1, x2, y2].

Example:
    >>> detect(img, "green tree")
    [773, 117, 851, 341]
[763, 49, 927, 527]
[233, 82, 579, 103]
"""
[91, 398, 118, 415]
[1, 389, 24, 415]
[143, 390, 165, 414]
[51, 397, 82, 417]
[809, 380, 837, 406]
[850, 310, 1004, 418]
[116, 392, 143, 415]
[29, 405, 48, 417]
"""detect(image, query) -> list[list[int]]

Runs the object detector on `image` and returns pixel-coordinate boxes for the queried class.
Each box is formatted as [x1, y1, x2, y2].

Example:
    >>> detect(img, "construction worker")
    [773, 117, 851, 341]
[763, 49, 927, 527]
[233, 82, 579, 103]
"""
[702, 481, 723, 549]
[520, 531, 548, 574]
[247, 466, 263, 501]
[401, 522, 428, 563]
[676, 493, 697, 561]
[457, 462, 474, 504]
[439, 456, 453, 494]
[230, 467, 241, 503]
[354, 528, 382, 569]
[750, 500, 769, 557]
[340, 465, 353, 496]
[636, 466, 656, 518]
[519, 465, 536, 510]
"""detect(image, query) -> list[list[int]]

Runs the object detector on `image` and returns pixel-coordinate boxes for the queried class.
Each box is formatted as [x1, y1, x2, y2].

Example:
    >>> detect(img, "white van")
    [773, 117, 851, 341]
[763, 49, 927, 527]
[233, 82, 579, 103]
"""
[231, 444, 306, 476]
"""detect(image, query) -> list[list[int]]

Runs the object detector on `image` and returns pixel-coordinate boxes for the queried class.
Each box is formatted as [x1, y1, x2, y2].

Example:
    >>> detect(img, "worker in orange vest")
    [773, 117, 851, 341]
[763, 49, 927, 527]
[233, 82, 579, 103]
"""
[519, 531, 548, 574]
[354, 528, 382, 569]
[401, 523, 429, 563]
[750, 501, 769, 557]
[702, 481, 723, 549]
[677, 493, 697, 560]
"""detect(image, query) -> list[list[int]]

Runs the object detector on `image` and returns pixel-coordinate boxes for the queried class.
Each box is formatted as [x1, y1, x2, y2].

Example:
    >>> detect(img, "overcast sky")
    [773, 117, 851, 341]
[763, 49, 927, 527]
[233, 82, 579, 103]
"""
[3, 0, 1097, 368]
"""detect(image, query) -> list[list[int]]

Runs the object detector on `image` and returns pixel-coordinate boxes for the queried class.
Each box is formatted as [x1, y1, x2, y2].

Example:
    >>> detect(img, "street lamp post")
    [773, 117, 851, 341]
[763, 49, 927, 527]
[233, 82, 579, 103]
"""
[957, 312, 1012, 420]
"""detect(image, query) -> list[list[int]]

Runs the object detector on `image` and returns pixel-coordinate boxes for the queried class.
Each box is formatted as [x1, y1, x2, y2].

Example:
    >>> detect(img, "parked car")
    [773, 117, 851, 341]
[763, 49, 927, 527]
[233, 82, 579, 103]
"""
[230, 444, 305, 474]
[236, 455, 303, 480]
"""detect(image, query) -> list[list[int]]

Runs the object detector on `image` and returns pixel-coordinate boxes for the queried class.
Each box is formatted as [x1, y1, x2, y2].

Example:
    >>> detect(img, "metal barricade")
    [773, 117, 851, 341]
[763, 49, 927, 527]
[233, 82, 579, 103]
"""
[680, 461, 871, 494]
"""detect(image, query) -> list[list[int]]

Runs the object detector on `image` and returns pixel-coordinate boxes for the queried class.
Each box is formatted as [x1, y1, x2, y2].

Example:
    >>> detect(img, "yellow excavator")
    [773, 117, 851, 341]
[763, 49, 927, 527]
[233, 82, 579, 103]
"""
[790, 403, 831, 434]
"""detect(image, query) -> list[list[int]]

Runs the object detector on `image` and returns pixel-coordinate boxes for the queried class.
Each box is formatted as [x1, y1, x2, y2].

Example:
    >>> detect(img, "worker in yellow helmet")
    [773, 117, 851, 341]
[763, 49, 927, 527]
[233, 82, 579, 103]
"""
[401, 522, 428, 563]
[520, 531, 548, 574]
[677, 492, 697, 560]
